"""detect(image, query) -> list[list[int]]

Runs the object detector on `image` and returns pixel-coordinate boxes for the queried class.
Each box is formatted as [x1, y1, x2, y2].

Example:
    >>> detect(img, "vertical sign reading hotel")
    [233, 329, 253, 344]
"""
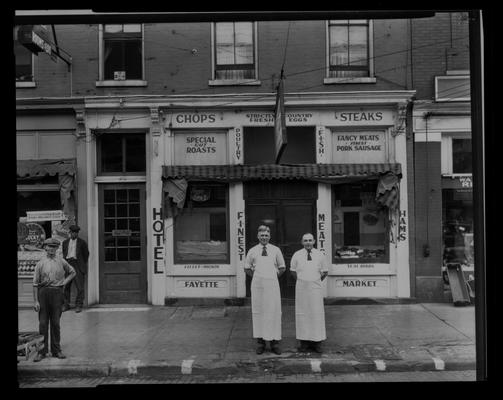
[152, 208, 164, 273]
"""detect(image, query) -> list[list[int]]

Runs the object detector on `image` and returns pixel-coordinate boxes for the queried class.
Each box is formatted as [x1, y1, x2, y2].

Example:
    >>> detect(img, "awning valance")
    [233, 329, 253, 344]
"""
[17, 158, 77, 178]
[162, 163, 402, 182]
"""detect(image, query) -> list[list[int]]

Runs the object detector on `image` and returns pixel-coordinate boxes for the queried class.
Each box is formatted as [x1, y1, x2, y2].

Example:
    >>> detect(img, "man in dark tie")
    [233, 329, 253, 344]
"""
[62, 225, 89, 313]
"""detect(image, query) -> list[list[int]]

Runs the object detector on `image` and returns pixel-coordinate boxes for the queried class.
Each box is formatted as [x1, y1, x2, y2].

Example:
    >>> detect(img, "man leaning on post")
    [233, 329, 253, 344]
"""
[290, 233, 329, 353]
[33, 238, 76, 362]
[244, 225, 286, 355]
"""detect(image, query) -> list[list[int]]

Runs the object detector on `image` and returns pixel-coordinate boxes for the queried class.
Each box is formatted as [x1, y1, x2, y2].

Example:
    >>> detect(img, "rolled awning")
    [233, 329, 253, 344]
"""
[17, 158, 76, 178]
[162, 163, 401, 182]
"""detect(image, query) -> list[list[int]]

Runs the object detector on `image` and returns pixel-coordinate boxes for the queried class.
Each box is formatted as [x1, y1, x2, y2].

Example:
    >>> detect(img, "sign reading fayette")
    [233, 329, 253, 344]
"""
[332, 131, 386, 163]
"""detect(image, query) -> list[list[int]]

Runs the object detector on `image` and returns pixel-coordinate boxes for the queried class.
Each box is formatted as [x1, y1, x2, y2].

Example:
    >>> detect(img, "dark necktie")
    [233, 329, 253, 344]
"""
[262, 245, 267, 256]
[307, 249, 312, 261]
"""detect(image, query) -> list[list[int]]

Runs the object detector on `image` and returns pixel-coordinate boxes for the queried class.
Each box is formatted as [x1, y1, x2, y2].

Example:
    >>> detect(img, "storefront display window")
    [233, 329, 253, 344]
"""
[332, 181, 389, 263]
[442, 188, 473, 265]
[174, 183, 229, 263]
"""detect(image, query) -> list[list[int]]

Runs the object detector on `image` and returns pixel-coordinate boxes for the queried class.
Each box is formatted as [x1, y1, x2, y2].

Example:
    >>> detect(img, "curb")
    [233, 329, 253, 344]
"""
[17, 357, 476, 379]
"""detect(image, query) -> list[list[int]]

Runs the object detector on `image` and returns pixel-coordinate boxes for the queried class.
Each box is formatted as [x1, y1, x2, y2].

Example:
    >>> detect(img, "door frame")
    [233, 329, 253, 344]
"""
[245, 198, 317, 298]
[98, 183, 148, 304]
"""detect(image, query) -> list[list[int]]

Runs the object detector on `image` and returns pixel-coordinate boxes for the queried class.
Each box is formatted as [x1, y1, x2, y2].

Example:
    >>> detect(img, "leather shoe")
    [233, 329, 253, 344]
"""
[62, 304, 70, 312]
[271, 345, 281, 355]
[312, 343, 323, 353]
[53, 352, 67, 359]
[75, 307, 82, 313]
[298, 341, 309, 352]
[256, 345, 265, 355]
[33, 352, 46, 362]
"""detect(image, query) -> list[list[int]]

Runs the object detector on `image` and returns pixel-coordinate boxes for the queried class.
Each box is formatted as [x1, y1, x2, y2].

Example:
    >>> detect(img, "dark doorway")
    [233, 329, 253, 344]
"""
[98, 184, 147, 303]
[245, 180, 317, 298]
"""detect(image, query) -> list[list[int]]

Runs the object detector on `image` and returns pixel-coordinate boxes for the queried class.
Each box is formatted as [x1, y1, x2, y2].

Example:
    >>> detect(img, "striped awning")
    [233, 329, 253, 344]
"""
[162, 163, 401, 182]
[17, 158, 77, 178]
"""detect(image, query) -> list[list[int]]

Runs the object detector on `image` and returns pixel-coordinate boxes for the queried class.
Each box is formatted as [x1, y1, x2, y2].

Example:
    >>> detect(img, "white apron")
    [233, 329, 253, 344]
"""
[292, 249, 327, 342]
[250, 246, 282, 341]
[295, 279, 326, 341]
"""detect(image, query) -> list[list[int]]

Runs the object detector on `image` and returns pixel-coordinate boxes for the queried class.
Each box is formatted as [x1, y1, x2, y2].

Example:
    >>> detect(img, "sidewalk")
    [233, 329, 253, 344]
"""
[17, 303, 476, 379]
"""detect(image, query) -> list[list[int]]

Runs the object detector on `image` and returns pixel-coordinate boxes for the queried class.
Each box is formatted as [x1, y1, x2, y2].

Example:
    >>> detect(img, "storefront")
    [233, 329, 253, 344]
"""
[154, 92, 413, 303]
[413, 101, 472, 300]
[82, 92, 413, 305]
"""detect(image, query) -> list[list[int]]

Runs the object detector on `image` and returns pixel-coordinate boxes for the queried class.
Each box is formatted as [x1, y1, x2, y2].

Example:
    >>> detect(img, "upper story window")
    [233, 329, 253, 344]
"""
[101, 24, 143, 82]
[212, 22, 258, 83]
[326, 20, 374, 83]
[97, 132, 146, 175]
[15, 39, 33, 83]
[435, 72, 470, 102]
[441, 133, 472, 175]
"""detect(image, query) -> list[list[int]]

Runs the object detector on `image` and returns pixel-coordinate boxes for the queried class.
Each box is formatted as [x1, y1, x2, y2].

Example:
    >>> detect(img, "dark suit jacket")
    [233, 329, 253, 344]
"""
[62, 237, 90, 274]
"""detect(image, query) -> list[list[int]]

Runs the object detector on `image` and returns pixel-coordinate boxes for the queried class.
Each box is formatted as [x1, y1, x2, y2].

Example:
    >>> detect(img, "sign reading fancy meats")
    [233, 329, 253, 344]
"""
[332, 131, 386, 163]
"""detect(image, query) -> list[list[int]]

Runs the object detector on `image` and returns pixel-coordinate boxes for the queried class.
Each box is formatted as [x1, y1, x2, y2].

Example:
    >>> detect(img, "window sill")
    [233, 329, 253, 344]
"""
[324, 77, 376, 84]
[208, 79, 261, 86]
[96, 80, 148, 87]
[16, 81, 36, 88]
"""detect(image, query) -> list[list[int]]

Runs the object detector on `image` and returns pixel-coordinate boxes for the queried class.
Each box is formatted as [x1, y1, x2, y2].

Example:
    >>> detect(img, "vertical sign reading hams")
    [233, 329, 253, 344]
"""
[152, 208, 165, 274]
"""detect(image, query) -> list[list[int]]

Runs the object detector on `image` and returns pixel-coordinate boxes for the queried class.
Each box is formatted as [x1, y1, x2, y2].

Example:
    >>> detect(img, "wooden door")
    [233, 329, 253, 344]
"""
[98, 184, 147, 303]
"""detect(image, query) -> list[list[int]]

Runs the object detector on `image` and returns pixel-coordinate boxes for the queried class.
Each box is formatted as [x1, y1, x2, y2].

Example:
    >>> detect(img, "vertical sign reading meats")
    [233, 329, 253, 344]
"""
[318, 213, 326, 253]
[152, 208, 165, 273]
[237, 211, 245, 261]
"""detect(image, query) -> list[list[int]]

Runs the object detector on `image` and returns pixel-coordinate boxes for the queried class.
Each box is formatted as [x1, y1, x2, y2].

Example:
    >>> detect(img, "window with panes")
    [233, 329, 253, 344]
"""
[98, 133, 146, 175]
[328, 20, 370, 78]
[103, 24, 143, 80]
[15, 39, 33, 82]
[214, 22, 255, 80]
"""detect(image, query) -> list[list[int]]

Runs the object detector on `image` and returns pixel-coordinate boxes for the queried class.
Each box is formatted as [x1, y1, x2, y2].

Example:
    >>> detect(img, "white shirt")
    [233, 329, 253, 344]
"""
[290, 248, 329, 282]
[67, 238, 77, 259]
[245, 243, 286, 279]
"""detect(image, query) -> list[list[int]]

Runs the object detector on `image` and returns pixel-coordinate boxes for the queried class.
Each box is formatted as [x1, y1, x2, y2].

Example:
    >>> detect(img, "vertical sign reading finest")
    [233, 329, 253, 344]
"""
[152, 208, 164, 274]
[274, 78, 287, 164]
[237, 211, 245, 261]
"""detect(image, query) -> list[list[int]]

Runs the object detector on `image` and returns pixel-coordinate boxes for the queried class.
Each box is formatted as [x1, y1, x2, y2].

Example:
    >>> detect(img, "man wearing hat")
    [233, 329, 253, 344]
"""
[62, 225, 89, 313]
[33, 238, 76, 361]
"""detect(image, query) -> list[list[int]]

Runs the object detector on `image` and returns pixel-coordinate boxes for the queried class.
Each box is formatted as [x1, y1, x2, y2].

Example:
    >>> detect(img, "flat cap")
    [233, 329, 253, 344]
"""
[43, 238, 60, 247]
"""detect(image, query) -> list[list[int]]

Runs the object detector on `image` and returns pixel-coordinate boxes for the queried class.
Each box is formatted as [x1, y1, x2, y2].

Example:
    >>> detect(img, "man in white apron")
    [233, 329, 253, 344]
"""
[245, 225, 285, 355]
[290, 233, 329, 353]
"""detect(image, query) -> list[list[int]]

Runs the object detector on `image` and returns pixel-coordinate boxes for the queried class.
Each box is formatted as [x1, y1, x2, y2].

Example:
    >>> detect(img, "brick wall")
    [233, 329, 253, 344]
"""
[16, 19, 410, 98]
[411, 12, 470, 100]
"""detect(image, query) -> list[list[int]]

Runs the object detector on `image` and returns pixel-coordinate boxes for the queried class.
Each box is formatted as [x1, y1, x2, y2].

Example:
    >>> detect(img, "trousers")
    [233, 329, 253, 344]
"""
[38, 286, 64, 355]
[64, 259, 85, 307]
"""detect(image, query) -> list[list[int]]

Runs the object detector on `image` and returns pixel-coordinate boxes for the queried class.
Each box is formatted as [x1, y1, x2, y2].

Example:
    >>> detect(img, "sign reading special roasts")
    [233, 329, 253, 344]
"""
[332, 131, 386, 163]
[174, 131, 228, 165]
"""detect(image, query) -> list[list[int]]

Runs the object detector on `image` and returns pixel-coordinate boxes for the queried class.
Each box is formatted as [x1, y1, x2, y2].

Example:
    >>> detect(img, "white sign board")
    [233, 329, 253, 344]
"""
[174, 278, 230, 297]
[332, 131, 386, 163]
[26, 210, 65, 222]
[173, 131, 228, 165]
[329, 276, 390, 297]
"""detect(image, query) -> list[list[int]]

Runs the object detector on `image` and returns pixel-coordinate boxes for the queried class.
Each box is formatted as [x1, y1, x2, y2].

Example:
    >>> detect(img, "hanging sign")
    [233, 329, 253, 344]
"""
[26, 210, 65, 222]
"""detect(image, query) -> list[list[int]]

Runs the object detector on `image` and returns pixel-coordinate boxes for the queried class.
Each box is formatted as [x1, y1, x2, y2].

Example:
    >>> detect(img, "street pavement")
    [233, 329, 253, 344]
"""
[17, 303, 476, 382]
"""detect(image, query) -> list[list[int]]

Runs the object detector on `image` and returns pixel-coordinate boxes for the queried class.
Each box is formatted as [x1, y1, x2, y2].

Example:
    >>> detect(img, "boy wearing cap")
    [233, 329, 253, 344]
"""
[62, 225, 89, 313]
[33, 238, 76, 362]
